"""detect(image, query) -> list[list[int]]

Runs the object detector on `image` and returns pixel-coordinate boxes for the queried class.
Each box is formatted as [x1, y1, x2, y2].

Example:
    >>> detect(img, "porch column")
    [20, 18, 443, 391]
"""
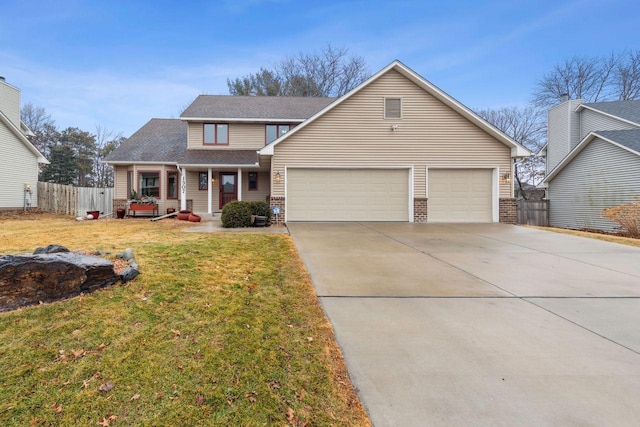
[237, 168, 242, 201]
[207, 168, 212, 214]
[179, 167, 187, 211]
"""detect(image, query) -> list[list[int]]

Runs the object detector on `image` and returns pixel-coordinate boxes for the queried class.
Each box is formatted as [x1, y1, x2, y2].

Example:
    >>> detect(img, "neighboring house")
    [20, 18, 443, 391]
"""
[0, 77, 48, 210]
[543, 99, 640, 231]
[105, 60, 530, 223]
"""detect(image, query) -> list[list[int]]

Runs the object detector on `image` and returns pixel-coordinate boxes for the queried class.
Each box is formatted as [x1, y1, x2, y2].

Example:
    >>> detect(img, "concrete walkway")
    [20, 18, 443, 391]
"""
[183, 220, 289, 234]
[288, 222, 640, 426]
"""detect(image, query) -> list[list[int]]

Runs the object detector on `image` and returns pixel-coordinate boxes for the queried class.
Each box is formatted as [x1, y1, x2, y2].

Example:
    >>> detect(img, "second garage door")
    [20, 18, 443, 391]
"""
[428, 169, 494, 223]
[287, 168, 409, 221]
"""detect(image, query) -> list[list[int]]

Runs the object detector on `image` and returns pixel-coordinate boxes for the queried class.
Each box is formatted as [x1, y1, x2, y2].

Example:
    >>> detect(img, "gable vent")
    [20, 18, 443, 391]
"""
[385, 98, 402, 119]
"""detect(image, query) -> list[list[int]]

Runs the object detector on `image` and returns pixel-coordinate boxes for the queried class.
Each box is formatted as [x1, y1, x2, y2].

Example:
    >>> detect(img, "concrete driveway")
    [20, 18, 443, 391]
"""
[288, 222, 640, 426]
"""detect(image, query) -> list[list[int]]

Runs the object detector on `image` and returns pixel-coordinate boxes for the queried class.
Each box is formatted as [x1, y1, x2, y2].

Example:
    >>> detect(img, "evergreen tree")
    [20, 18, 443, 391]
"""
[41, 145, 78, 185]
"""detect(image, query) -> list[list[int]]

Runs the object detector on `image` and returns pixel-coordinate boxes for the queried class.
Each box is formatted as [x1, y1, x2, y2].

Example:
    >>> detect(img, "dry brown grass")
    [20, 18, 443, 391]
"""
[528, 225, 640, 248]
[0, 213, 370, 426]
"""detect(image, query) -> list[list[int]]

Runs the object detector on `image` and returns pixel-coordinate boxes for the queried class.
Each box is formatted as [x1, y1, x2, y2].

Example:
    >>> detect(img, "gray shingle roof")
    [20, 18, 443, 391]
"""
[177, 150, 259, 166]
[180, 95, 335, 120]
[105, 119, 187, 163]
[594, 129, 640, 154]
[583, 100, 640, 125]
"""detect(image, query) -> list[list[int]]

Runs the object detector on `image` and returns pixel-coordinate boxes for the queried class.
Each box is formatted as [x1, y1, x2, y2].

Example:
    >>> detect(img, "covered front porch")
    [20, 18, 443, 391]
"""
[177, 150, 271, 216]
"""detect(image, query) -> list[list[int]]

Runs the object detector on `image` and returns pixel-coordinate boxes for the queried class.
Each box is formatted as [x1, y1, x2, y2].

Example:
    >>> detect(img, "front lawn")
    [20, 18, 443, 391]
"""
[0, 214, 369, 426]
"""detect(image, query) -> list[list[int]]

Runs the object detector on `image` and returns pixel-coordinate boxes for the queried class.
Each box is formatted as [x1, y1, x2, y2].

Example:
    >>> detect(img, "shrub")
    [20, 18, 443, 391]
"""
[221, 201, 253, 228]
[602, 201, 640, 238]
[221, 201, 272, 228]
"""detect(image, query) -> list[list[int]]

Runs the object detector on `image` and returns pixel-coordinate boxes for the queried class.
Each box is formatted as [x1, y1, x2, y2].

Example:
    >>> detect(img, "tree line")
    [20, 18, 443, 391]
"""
[21, 104, 124, 187]
[231, 46, 640, 194]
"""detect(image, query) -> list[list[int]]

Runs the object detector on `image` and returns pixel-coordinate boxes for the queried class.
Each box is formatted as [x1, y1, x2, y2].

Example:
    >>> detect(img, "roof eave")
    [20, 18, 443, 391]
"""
[177, 163, 261, 168]
[180, 117, 305, 123]
[0, 111, 49, 163]
[258, 60, 532, 157]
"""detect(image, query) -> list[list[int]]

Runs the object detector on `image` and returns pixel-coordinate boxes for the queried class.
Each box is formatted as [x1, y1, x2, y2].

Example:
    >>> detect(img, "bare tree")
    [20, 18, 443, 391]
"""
[613, 50, 640, 100]
[93, 125, 124, 188]
[476, 106, 546, 197]
[227, 45, 370, 97]
[533, 51, 640, 107]
[20, 103, 58, 158]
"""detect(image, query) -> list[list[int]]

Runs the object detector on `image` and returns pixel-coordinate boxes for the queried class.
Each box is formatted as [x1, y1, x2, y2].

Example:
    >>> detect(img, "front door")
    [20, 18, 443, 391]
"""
[219, 172, 237, 209]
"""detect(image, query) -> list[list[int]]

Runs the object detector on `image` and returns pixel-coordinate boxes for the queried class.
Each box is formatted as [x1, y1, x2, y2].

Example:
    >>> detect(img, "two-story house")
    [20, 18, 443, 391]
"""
[542, 99, 640, 231]
[0, 77, 48, 210]
[105, 61, 530, 223]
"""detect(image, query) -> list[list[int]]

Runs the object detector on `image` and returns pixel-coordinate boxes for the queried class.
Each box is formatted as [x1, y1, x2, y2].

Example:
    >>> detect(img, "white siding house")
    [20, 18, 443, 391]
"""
[0, 78, 48, 210]
[544, 100, 640, 231]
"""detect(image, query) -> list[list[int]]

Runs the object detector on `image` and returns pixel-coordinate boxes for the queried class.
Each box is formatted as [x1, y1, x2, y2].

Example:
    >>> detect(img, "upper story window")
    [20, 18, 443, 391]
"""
[204, 123, 229, 145]
[266, 124, 290, 144]
[384, 98, 402, 119]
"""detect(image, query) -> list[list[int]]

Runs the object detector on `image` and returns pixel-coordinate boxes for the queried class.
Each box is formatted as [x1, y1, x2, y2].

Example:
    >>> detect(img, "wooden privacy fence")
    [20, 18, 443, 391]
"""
[517, 199, 549, 226]
[37, 182, 113, 217]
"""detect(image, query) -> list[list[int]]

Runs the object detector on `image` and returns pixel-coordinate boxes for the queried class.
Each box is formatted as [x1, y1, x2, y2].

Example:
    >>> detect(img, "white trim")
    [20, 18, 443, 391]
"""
[177, 163, 260, 169]
[544, 131, 640, 183]
[0, 110, 49, 164]
[284, 165, 413, 222]
[259, 60, 531, 158]
[179, 166, 187, 210]
[409, 166, 414, 222]
[426, 166, 500, 223]
[493, 168, 499, 222]
[237, 168, 242, 201]
[106, 161, 177, 166]
[207, 168, 212, 214]
[180, 117, 304, 124]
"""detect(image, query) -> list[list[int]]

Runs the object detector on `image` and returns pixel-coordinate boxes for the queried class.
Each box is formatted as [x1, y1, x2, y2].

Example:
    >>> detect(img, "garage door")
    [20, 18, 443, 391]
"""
[428, 169, 493, 222]
[287, 168, 409, 221]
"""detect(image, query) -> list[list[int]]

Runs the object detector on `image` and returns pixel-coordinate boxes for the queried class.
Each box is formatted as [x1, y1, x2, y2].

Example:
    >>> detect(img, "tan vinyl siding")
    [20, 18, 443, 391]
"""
[186, 170, 210, 212]
[113, 166, 129, 199]
[0, 121, 39, 209]
[580, 109, 639, 139]
[548, 137, 640, 232]
[188, 122, 267, 149]
[242, 171, 270, 202]
[272, 70, 512, 198]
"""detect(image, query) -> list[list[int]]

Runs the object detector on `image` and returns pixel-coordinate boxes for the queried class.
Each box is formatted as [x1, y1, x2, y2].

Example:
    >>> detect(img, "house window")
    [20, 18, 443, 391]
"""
[139, 172, 159, 197]
[266, 124, 290, 144]
[199, 172, 208, 190]
[384, 98, 402, 119]
[204, 123, 229, 145]
[167, 172, 178, 199]
[248, 172, 258, 191]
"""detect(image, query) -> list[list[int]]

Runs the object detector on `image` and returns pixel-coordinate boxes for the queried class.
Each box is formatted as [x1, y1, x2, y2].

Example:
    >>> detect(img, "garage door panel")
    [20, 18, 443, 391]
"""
[428, 169, 493, 223]
[287, 169, 409, 221]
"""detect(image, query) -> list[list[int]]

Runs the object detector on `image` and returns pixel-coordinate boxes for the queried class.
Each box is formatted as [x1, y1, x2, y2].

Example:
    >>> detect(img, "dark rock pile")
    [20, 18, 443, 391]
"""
[0, 245, 140, 312]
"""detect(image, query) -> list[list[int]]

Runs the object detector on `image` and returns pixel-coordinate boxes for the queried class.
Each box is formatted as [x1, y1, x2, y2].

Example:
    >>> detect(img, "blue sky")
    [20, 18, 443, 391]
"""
[1, 0, 638, 137]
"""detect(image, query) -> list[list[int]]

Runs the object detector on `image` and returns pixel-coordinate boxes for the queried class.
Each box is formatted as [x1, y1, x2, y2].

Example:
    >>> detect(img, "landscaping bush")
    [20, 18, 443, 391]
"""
[221, 201, 272, 228]
[602, 200, 640, 238]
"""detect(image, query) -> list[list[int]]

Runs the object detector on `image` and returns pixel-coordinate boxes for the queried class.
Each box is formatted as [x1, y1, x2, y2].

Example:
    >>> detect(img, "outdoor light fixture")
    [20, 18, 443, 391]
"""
[273, 171, 282, 183]
[500, 172, 511, 183]
[391, 124, 399, 131]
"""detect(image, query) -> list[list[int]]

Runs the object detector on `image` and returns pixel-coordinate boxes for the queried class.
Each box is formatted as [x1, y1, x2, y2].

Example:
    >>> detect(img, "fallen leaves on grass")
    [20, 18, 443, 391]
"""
[98, 381, 115, 392]
[196, 394, 204, 406]
[130, 393, 140, 401]
[50, 402, 62, 413]
[97, 414, 118, 426]
[245, 391, 257, 403]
